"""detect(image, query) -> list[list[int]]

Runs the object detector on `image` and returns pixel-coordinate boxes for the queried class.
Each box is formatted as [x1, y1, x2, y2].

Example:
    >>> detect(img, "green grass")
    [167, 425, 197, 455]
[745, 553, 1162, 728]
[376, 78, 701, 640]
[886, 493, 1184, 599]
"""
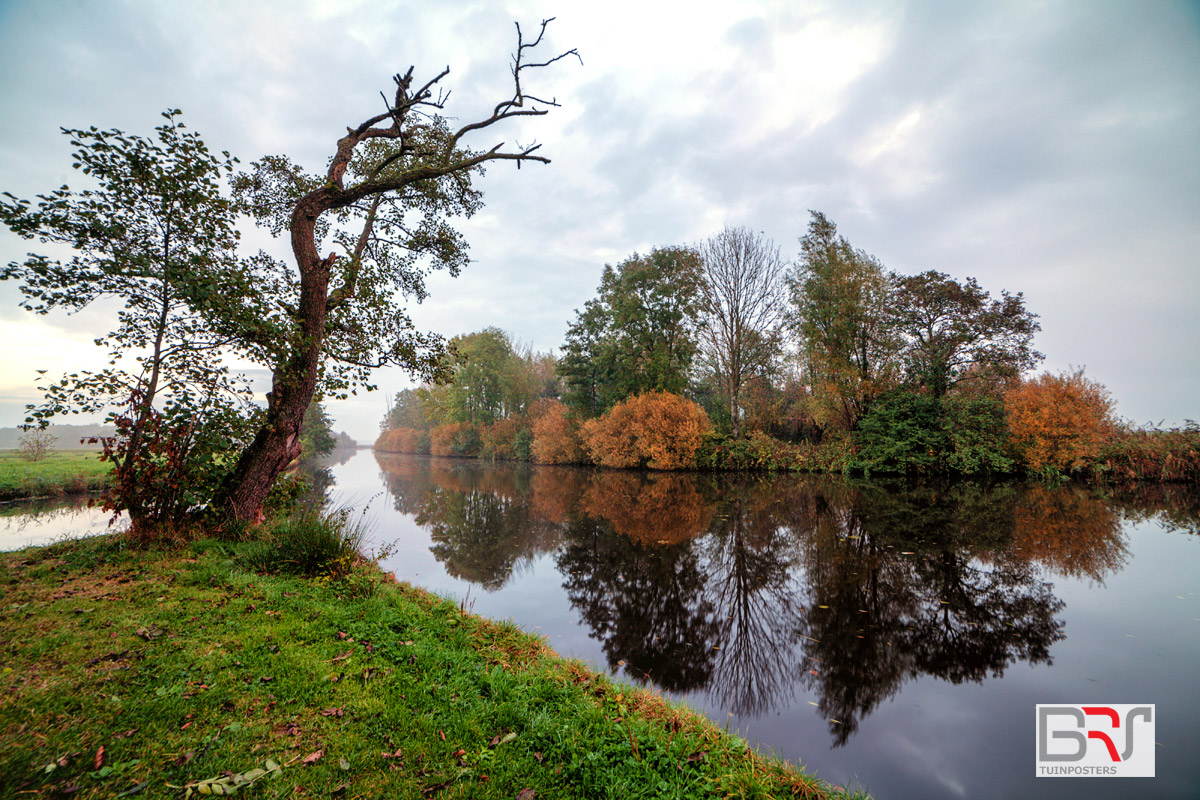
[0, 534, 864, 799]
[0, 450, 112, 501]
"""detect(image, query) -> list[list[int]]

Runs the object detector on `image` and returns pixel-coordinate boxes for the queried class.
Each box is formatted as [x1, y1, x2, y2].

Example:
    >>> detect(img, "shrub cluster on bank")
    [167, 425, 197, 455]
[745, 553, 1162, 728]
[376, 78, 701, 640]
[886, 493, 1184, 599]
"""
[378, 393, 713, 471]
[378, 380, 1200, 483]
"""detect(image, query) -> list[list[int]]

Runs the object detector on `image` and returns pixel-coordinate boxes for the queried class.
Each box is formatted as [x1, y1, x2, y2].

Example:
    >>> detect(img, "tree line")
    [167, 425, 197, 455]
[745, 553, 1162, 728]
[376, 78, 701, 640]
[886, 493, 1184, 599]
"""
[379, 213, 1198, 480]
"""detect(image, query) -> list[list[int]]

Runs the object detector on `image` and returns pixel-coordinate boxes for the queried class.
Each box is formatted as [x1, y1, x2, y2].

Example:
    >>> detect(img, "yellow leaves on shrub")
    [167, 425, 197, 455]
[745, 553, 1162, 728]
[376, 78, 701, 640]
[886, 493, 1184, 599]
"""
[581, 391, 710, 470]
[530, 400, 585, 464]
[1004, 370, 1114, 472]
[428, 423, 483, 457]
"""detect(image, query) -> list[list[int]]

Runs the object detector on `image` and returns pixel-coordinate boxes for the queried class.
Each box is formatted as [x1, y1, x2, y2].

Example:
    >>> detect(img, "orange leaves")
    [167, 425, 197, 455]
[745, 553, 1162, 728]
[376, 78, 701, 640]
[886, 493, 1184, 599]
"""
[1004, 369, 1114, 472]
[429, 423, 481, 457]
[375, 427, 426, 454]
[530, 400, 585, 464]
[580, 391, 710, 470]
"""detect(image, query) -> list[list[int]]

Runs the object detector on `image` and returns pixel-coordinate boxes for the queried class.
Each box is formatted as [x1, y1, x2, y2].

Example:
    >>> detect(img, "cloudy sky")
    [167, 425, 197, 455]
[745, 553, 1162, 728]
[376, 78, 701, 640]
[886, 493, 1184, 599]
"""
[1, 0, 1196, 443]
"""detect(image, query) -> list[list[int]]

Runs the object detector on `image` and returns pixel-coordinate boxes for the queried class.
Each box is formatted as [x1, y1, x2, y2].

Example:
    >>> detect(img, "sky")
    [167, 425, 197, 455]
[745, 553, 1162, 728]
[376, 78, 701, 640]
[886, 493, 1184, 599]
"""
[0, 0, 1197, 444]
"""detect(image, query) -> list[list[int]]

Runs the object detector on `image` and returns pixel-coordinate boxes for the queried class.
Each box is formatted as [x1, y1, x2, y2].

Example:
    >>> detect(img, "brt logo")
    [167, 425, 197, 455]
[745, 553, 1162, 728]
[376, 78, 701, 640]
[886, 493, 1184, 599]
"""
[1036, 704, 1155, 777]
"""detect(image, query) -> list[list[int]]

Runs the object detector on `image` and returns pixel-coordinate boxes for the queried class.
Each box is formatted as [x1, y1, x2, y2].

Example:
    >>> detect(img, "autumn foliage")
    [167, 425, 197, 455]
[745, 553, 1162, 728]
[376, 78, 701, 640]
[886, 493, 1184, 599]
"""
[429, 423, 482, 458]
[1005, 370, 1114, 472]
[580, 391, 710, 470]
[375, 427, 429, 454]
[530, 400, 586, 465]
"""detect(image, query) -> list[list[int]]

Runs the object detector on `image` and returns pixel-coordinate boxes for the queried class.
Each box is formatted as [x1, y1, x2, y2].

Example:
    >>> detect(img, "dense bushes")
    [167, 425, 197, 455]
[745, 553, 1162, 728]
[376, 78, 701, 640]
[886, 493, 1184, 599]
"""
[850, 392, 1012, 475]
[376, 371, 1197, 482]
[429, 423, 483, 458]
[375, 427, 430, 454]
[1098, 423, 1200, 483]
[580, 391, 709, 469]
[1005, 370, 1114, 473]
[530, 400, 586, 464]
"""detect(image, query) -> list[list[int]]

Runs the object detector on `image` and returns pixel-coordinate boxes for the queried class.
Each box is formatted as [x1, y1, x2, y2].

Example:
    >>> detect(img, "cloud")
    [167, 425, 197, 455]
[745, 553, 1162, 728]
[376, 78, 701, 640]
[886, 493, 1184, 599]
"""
[0, 0, 1197, 442]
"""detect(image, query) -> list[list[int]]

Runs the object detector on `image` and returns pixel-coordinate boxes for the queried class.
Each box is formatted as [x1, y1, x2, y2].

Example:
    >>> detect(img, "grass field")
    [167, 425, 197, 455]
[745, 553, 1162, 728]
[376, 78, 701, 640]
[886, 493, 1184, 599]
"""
[0, 451, 111, 501]
[0, 534, 864, 799]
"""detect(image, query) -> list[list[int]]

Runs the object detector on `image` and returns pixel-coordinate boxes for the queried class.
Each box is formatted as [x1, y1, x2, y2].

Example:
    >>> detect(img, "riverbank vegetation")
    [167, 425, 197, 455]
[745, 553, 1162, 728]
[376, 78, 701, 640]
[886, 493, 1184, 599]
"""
[0, 529, 862, 799]
[377, 216, 1198, 483]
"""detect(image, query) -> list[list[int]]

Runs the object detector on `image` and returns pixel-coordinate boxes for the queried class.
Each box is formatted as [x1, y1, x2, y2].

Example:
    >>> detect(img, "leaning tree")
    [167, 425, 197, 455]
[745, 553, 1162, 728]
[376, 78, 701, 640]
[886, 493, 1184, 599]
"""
[216, 20, 579, 520]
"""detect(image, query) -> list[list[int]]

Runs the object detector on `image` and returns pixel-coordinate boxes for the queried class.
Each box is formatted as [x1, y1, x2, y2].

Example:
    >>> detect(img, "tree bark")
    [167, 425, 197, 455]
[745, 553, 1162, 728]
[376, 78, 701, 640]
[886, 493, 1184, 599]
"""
[216, 194, 334, 520]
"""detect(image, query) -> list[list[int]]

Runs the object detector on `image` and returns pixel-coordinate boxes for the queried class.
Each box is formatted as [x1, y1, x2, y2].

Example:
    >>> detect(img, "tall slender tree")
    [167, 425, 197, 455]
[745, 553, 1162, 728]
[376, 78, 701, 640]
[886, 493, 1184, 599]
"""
[789, 212, 899, 430]
[697, 226, 788, 438]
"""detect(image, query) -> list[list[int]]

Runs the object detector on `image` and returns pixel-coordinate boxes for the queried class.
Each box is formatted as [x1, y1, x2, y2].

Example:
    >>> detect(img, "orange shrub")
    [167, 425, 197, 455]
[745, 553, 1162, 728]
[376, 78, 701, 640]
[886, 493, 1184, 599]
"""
[374, 427, 428, 454]
[429, 422, 482, 457]
[481, 416, 527, 460]
[581, 391, 710, 470]
[531, 400, 585, 464]
[1005, 370, 1114, 472]
[580, 412, 640, 468]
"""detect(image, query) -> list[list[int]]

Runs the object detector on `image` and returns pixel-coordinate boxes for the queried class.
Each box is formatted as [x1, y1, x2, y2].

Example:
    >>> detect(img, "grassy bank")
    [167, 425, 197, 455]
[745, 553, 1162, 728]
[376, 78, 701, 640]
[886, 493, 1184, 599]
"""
[0, 534, 862, 799]
[0, 451, 112, 501]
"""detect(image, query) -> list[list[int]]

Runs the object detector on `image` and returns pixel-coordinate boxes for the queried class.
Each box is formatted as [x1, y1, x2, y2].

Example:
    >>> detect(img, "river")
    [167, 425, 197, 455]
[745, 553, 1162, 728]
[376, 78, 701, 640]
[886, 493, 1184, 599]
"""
[5, 449, 1199, 798]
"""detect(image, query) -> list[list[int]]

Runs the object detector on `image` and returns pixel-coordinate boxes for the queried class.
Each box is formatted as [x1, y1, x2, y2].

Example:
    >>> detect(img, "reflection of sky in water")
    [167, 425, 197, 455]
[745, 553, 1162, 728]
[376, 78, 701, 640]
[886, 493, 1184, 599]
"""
[358, 452, 1200, 800]
[0, 501, 122, 551]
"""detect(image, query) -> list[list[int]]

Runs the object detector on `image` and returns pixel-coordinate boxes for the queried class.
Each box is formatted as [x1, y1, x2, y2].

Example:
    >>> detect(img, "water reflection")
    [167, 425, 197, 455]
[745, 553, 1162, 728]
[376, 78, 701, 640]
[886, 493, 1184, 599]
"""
[374, 453, 1196, 747]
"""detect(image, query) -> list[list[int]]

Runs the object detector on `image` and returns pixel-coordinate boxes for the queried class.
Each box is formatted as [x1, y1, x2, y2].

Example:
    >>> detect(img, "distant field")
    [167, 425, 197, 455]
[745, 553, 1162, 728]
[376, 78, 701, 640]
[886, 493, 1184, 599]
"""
[0, 451, 111, 501]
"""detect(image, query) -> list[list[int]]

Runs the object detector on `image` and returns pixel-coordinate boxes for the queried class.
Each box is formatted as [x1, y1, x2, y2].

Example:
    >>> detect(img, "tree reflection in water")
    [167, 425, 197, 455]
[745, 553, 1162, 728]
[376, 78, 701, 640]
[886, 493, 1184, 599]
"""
[374, 453, 1195, 745]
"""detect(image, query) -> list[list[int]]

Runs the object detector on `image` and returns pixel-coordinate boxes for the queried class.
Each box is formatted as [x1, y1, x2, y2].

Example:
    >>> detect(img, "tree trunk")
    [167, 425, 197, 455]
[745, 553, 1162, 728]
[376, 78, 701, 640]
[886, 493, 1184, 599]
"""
[217, 196, 332, 521]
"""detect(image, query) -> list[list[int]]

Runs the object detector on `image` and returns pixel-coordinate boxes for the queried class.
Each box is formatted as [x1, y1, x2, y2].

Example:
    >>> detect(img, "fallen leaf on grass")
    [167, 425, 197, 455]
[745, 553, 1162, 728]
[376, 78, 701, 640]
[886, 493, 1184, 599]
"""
[381, 748, 403, 759]
[686, 750, 708, 763]
[94, 746, 105, 771]
[533, 752, 544, 764]
[338, 757, 350, 771]
[116, 780, 148, 797]
[422, 778, 454, 795]
[517, 789, 536, 800]
[330, 650, 353, 664]
[320, 707, 344, 718]
[302, 750, 324, 766]
[134, 626, 163, 641]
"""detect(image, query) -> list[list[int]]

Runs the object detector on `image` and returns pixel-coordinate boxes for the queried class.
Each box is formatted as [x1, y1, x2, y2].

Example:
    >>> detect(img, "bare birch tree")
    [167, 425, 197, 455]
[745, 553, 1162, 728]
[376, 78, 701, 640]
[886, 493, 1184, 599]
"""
[697, 227, 788, 438]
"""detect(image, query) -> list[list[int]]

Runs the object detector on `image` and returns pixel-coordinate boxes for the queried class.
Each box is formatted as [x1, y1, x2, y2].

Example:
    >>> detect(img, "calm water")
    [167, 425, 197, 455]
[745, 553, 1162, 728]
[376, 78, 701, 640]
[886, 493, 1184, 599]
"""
[5, 450, 1199, 798]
